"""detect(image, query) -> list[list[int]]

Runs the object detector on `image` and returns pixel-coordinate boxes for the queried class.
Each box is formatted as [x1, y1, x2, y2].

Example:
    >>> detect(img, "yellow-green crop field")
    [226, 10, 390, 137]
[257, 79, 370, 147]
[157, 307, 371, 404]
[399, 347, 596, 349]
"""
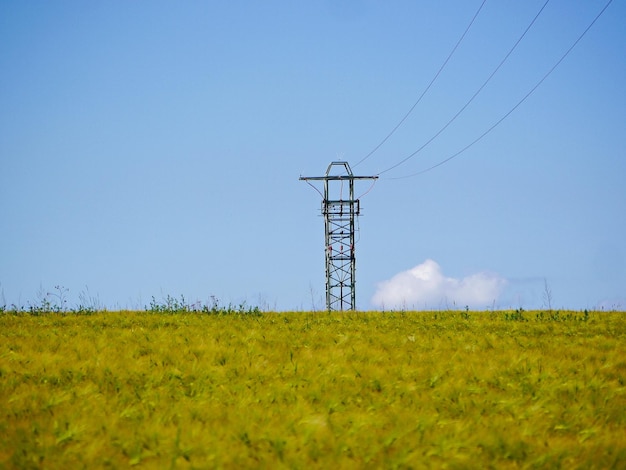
[1, 310, 625, 469]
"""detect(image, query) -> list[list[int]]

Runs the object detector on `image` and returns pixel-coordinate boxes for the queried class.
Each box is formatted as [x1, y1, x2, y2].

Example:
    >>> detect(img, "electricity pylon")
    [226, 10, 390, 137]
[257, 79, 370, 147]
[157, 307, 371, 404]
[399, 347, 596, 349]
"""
[300, 161, 378, 311]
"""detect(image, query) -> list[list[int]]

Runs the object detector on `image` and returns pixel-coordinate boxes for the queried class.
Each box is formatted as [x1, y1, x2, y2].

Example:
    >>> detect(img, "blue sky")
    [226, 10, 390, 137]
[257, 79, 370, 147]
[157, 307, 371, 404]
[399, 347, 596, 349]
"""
[1, 0, 624, 311]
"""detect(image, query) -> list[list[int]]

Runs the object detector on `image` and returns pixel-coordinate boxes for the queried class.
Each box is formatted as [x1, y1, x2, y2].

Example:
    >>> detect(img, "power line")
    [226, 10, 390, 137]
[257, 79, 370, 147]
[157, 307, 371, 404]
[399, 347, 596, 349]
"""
[377, 0, 551, 176]
[387, 0, 614, 180]
[353, 0, 487, 169]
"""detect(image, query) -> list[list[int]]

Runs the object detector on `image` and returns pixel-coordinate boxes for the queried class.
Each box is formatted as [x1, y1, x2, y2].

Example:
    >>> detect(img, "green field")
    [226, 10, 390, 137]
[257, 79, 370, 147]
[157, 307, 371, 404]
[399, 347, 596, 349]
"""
[1, 310, 625, 468]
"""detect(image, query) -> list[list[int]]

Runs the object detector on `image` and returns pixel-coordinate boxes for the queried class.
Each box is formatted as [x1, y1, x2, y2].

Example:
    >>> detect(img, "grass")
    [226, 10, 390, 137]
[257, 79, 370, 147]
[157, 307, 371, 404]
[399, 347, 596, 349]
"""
[1, 310, 625, 468]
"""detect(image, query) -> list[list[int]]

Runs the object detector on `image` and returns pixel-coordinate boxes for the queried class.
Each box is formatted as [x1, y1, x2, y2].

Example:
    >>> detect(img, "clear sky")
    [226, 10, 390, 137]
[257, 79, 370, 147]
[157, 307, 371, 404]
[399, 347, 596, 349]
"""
[1, 0, 624, 311]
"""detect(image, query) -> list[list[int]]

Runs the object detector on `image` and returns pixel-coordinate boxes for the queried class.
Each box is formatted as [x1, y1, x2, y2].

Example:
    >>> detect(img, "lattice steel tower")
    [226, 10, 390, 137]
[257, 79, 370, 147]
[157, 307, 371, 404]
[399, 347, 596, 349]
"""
[300, 162, 378, 311]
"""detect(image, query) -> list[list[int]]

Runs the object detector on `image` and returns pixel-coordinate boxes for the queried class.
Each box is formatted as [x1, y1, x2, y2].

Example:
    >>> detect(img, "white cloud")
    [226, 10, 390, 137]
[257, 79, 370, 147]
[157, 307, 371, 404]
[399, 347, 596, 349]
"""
[372, 259, 507, 310]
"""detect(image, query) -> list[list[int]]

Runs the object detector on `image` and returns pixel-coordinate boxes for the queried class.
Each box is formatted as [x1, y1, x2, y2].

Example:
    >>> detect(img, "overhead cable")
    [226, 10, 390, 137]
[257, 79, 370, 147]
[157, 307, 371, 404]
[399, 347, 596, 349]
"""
[387, 0, 614, 180]
[377, 0, 551, 176]
[353, 0, 488, 169]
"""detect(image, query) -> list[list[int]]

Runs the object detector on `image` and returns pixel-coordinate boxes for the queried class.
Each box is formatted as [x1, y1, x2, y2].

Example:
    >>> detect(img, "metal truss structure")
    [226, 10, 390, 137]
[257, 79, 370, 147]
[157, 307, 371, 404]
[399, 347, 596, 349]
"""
[300, 162, 377, 311]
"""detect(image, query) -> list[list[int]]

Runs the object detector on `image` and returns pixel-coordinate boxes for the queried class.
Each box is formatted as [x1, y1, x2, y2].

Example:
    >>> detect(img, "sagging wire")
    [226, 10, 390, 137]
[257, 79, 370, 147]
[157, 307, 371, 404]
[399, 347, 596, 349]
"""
[377, 0, 551, 177]
[304, 179, 324, 199]
[387, 0, 614, 180]
[354, 0, 488, 169]
[357, 178, 378, 200]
